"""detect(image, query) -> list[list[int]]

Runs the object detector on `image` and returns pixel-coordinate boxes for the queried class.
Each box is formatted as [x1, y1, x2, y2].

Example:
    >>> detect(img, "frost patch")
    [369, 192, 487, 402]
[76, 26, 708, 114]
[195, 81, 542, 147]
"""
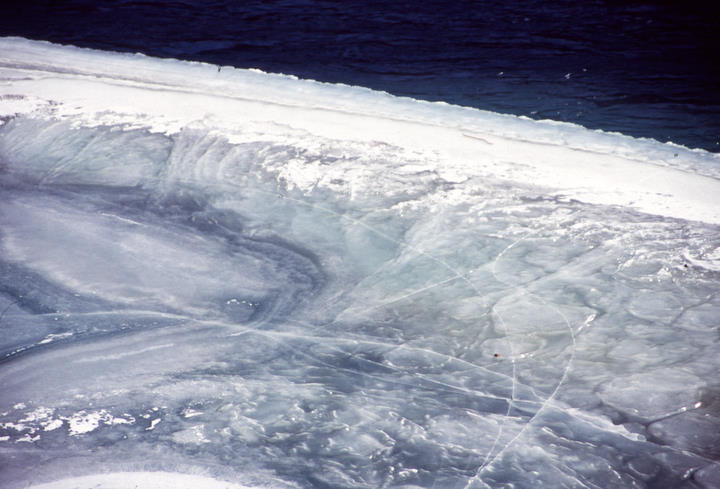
[67, 410, 134, 435]
[182, 408, 204, 418]
[44, 419, 64, 431]
[172, 424, 211, 444]
[17, 433, 40, 443]
[1, 405, 138, 441]
[1, 406, 62, 439]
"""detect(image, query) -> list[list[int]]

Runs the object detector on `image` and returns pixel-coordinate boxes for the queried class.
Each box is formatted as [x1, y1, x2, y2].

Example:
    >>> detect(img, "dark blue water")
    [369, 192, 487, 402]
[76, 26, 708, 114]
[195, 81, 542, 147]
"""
[2, 0, 718, 151]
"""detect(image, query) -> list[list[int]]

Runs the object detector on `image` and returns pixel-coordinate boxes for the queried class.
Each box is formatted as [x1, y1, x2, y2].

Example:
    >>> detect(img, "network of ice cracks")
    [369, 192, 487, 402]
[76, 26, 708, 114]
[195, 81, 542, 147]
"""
[0, 38, 719, 489]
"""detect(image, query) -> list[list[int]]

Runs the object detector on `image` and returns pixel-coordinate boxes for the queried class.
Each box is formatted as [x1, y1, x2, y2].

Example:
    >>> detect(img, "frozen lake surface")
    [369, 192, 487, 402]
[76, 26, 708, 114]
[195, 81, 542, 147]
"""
[0, 38, 719, 488]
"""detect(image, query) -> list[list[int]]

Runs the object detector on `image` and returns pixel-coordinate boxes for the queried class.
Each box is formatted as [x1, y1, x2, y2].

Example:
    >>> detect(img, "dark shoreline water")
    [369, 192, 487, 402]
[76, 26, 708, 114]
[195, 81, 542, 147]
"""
[2, 0, 718, 152]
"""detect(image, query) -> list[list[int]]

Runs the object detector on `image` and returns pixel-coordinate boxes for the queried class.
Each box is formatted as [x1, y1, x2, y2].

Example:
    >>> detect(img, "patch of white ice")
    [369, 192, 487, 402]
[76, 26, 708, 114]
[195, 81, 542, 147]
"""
[27, 472, 277, 489]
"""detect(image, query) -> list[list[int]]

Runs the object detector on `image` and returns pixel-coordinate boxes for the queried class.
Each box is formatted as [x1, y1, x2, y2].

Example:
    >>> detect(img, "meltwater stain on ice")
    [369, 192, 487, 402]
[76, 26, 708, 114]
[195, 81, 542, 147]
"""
[0, 38, 719, 489]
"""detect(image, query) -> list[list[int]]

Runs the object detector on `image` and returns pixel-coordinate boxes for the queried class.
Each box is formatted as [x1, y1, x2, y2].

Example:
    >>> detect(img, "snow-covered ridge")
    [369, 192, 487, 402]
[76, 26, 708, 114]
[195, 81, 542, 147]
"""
[1, 36, 719, 224]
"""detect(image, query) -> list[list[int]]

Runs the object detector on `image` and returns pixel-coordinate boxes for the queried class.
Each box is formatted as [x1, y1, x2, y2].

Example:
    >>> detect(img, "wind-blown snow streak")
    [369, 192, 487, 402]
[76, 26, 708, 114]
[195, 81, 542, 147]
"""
[0, 38, 719, 489]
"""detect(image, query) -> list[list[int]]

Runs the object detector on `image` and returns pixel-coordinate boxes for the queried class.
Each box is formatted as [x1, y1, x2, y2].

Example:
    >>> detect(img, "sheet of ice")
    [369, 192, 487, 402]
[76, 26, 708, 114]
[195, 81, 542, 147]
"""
[0, 37, 719, 489]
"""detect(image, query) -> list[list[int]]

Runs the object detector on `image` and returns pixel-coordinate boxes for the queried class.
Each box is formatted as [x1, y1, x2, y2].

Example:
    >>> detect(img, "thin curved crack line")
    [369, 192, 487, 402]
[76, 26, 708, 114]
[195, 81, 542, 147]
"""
[464, 232, 579, 488]
[361, 273, 465, 313]
[281, 317, 538, 406]
[482, 294, 576, 468]
[63, 308, 523, 399]
[260, 328, 521, 407]
[282, 317, 545, 402]
[459, 232, 530, 486]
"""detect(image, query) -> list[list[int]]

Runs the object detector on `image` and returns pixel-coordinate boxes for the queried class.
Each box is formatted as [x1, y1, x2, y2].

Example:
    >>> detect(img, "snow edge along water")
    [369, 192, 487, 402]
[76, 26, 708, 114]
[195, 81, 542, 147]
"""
[1, 36, 720, 225]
